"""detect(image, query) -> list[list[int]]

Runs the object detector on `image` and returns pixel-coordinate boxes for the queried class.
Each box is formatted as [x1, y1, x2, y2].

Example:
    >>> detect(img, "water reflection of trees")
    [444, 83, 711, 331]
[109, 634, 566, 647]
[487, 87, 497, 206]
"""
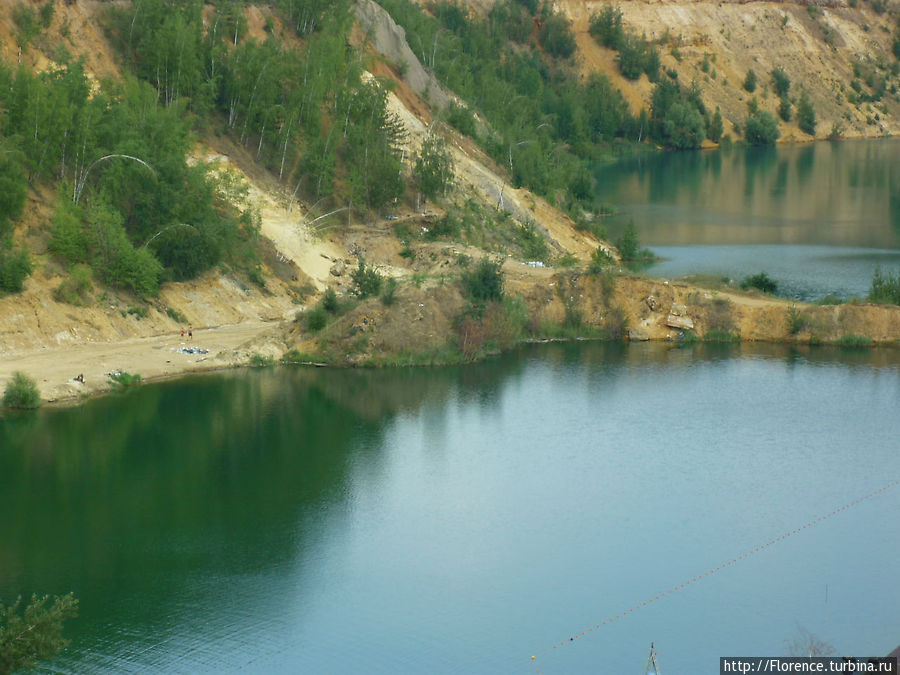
[593, 139, 900, 247]
[1, 343, 897, 665]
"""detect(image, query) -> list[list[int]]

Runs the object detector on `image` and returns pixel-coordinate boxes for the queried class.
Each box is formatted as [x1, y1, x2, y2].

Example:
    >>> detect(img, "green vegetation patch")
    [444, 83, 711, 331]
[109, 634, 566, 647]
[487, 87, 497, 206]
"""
[740, 271, 778, 294]
[835, 334, 873, 349]
[2, 371, 41, 409]
[108, 371, 142, 389]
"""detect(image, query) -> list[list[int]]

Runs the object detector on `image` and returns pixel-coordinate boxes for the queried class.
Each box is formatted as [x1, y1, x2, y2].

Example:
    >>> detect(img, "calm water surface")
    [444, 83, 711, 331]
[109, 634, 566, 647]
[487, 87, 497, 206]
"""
[594, 139, 900, 299]
[1, 343, 899, 674]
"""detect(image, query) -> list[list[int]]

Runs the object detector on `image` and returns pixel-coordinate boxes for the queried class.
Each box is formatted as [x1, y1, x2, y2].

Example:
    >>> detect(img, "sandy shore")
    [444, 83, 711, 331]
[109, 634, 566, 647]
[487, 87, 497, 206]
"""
[0, 320, 286, 405]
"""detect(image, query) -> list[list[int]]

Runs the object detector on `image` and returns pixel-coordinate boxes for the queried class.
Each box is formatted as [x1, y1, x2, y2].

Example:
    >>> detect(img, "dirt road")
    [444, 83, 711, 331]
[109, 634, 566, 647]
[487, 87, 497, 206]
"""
[0, 320, 286, 405]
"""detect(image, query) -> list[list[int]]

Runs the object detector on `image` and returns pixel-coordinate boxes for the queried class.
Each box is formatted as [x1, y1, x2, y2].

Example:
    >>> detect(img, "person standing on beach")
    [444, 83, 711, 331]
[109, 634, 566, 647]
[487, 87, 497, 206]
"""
[188, 327, 193, 340]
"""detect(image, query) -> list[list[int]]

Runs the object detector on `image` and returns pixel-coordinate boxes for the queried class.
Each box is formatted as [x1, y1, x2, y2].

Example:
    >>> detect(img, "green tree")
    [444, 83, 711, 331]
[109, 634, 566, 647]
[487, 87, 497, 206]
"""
[351, 258, 384, 298]
[707, 106, 724, 142]
[0, 593, 77, 672]
[461, 256, 504, 304]
[650, 79, 707, 149]
[771, 67, 791, 98]
[0, 240, 32, 294]
[0, 150, 27, 235]
[744, 110, 780, 145]
[743, 68, 757, 93]
[413, 134, 454, 211]
[2, 371, 41, 409]
[797, 91, 816, 135]
[615, 221, 648, 261]
[777, 96, 792, 122]
[589, 6, 625, 50]
[538, 14, 576, 58]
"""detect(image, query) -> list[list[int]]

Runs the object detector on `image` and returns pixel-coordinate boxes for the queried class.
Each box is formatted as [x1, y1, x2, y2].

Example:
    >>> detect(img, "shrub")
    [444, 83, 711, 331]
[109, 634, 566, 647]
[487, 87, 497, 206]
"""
[539, 14, 577, 58]
[778, 97, 792, 122]
[54, 265, 94, 306]
[12, 4, 41, 46]
[322, 287, 339, 313]
[740, 271, 778, 294]
[836, 334, 873, 349]
[461, 257, 504, 304]
[797, 91, 817, 135]
[381, 277, 398, 306]
[0, 243, 33, 294]
[707, 107, 724, 142]
[519, 221, 549, 261]
[305, 306, 328, 332]
[771, 67, 791, 98]
[249, 353, 275, 367]
[589, 6, 625, 50]
[615, 222, 655, 261]
[786, 305, 809, 334]
[743, 69, 757, 93]
[703, 329, 740, 343]
[2, 371, 41, 409]
[588, 247, 613, 275]
[166, 307, 188, 323]
[868, 266, 900, 304]
[445, 102, 478, 138]
[351, 258, 383, 298]
[603, 304, 628, 339]
[108, 371, 142, 389]
[744, 110, 780, 145]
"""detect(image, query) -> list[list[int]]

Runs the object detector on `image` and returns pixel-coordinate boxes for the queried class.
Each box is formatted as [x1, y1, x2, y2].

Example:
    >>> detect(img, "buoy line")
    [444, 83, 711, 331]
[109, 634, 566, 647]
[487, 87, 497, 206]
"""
[530, 478, 900, 673]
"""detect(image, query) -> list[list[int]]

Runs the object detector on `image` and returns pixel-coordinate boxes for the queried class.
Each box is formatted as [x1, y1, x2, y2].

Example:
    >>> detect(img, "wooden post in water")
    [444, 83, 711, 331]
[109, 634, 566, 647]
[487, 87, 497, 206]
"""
[645, 642, 661, 675]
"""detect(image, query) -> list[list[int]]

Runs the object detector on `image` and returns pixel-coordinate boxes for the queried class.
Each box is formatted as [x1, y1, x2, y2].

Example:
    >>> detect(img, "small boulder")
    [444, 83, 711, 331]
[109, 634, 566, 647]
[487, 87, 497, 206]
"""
[330, 260, 346, 277]
[628, 328, 650, 341]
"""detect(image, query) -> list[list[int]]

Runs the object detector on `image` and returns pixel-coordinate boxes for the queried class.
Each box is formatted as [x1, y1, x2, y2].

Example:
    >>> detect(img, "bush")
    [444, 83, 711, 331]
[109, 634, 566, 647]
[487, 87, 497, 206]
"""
[322, 287, 339, 313]
[740, 271, 778, 294]
[707, 107, 724, 143]
[53, 265, 93, 306]
[0, 243, 33, 294]
[108, 371, 142, 389]
[12, 4, 41, 46]
[588, 247, 613, 275]
[461, 257, 504, 304]
[445, 102, 478, 139]
[835, 334, 873, 349]
[743, 69, 757, 93]
[771, 68, 791, 98]
[305, 306, 328, 332]
[519, 221, 549, 261]
[778, 97, 792, 122]
[703, 329, 740, 343]
[2, 371, 41, 409]
[744, 110, 780, 145]
[249, 353, 275, 367]
[786, 305, 809, 334]
[166, 307, 188, 323]
[797, 91, 816, 136]
[615, 222, 655, 261]
[351, 258, 383, 299]
[539, 14, 576, 58]
[868, 266, 900, 304]
[589, 6, 625, 50]
[381, 277, 398, 306]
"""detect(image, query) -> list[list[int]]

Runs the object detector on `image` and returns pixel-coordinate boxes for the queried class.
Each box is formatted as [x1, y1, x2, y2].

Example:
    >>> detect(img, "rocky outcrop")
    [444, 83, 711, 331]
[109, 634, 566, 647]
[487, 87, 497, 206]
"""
[355, 0, 450, 109]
